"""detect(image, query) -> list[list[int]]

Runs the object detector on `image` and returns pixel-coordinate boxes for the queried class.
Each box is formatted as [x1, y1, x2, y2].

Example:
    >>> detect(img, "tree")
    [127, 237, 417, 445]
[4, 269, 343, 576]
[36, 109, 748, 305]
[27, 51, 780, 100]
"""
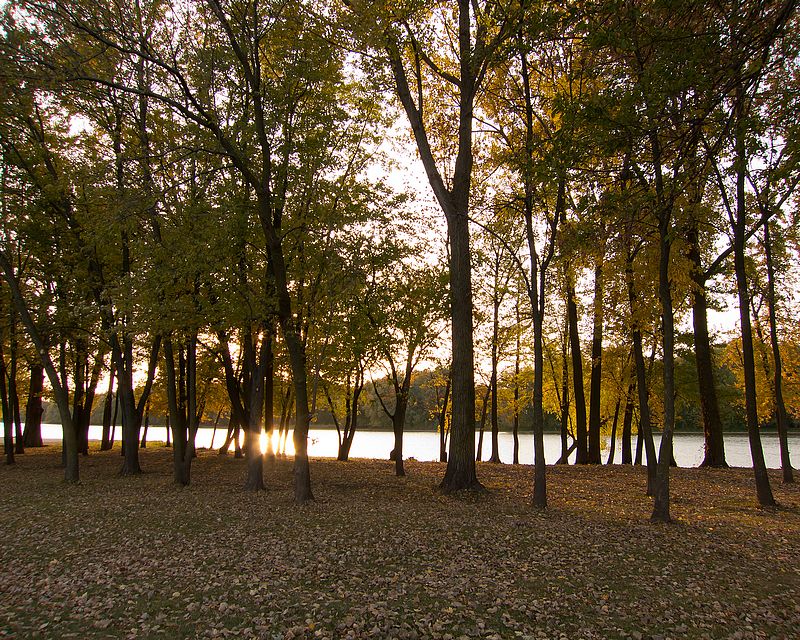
[349, 0, 522, 492]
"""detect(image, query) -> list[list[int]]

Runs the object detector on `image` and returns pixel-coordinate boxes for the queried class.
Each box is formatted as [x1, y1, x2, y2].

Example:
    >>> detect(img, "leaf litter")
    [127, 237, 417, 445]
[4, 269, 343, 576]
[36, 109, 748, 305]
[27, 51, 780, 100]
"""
[0, 445, 798, 639]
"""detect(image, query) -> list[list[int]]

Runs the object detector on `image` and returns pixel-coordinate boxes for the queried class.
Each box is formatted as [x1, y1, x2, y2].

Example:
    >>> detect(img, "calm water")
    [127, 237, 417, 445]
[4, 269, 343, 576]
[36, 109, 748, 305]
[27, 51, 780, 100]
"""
[33, 423, 797, 468]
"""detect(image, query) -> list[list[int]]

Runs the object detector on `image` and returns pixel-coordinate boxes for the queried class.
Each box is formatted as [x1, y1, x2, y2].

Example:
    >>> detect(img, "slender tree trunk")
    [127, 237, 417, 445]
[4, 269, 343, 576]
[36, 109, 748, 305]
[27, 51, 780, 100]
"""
[688, 223, 727, 468]
[763, 220, 793, 483]
[165, 339, 189, 484]
[244, 331, 269, 492]
[140, 401, 149, 448]
[210, 412, 220, 450]
[567, 279, 588, 464]
[606, 399, 621, 465]
[438, 375, 451, 463]
[627, 261, 657, 494]
[732, 105, 775, 507]
[23, 365, 44, 448]
[558, 313, 570, 465]
[70, 340, 87, 464]
[588, 261, 604, 464]
[234, 421, 243, 458]
[392, 387, 409, 476]
[1, 354, 15, 465]
[115, 338, 140, 475]
[8, 334, 24, 454]
[489, 295, 501, 463]
[218, 418, 235, 455]
[476, 385, 490, 462]
[181, 336, 199, 485]
[100, 363, 115, 451]
[110, 390, 118, 449]
[264, 334, 275, 465]
[634, 427, 643, 465]
[621, 377, 635, 465]
[513, 316, 521, 465]
[80, 349, 104, 456]
[651, 131, 678, 524]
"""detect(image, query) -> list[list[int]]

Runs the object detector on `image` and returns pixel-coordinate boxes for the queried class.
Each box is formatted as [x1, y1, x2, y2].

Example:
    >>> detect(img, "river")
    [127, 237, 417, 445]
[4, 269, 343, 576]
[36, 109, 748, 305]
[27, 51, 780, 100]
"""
[33, 423, 797, 468]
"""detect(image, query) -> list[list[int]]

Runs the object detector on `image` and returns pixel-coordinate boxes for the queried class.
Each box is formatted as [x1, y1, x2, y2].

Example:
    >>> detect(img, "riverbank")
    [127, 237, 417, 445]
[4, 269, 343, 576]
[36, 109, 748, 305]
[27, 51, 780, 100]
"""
[1, 445, 798, 639]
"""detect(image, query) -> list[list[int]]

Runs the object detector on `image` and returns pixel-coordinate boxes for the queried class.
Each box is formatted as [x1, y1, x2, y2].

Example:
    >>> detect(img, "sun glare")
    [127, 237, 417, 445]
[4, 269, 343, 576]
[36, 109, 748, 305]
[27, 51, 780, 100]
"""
[259, 431, 269, 455]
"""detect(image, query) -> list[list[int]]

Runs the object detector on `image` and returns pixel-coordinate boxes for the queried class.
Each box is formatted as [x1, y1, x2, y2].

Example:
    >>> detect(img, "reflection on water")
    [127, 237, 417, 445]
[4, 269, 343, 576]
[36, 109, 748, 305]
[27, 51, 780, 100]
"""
[34, 424, 797, 468]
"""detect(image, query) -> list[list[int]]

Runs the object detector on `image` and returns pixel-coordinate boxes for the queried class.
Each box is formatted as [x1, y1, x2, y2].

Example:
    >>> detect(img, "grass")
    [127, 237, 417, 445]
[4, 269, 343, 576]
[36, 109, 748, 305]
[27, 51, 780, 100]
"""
[0, 444, 798, 639]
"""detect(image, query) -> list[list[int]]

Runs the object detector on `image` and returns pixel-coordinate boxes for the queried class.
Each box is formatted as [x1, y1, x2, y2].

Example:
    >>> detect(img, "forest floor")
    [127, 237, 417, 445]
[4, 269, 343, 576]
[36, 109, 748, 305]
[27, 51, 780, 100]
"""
[0, 445, 798, 640]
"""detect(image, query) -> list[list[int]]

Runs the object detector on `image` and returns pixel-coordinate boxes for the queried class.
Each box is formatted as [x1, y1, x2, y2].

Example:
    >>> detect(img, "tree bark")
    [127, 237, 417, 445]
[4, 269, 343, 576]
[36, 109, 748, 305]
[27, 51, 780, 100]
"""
[621, 377, 635, 465]
[489, 293, 501, 463]
[651, 131, 677, 524]
[732, 102, 775, 506]
[1, 352, 15, 465]
[567, 279, 588, 464]
[8, 328, 24, 455]
[688, 222, 727, 468]
[606, 398, 621, 465]
[763, 220, 793, 483]
[23, 365, 44, 448]
[588, 261, 604, 464]
[438, 375, 451, 463]
[627, 260, 657, 494]
[100, 362, 115, 451]
[513, 317, 521, 466]
[386, 1, 483, 493]
[439, 208, 480, 491]
[476, 384, 490, 462]
[558, 313, 570, 465]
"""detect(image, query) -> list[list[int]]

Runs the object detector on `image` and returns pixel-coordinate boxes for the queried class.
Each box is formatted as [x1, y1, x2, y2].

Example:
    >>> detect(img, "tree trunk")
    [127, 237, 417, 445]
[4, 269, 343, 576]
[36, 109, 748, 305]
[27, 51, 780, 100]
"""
[567, 280, 588, 464]
[489, 295, 501, 463]
[1, 354, 15, 465]
[392, 392, 407, 476]
[23, 365, 44, 448]
[439, 208, 481, 492]
[165, 338, 188, 484]
[588, 261, 604, 464]
[476, 385, 490, 462]
[651, 132, 677, 524]
[513, 319, 521, 466]
[688, 223, 727, 468]
[558, 314, 570, 465]
[181, 336, 199, 486]
[100, 362, 115, 451]
[763, 220, 793, 483]
[244, 332, 269, 492]
[264, 335, 275, 465]
[438, 375, 451, 463]
[634, 427, 643, 465]
[210, 411, 222, 451]
[140, 401, 149, 448]
[606, 399, 621, 465]
[218, 418, 235, 455]
[70, 340, 87, 464]
[110, 391, 118, 449]
[732, 106, 775, 507]
[621, 377, 635, 465]
[9, 343, 24, 455]
[627, 260, 657, 495]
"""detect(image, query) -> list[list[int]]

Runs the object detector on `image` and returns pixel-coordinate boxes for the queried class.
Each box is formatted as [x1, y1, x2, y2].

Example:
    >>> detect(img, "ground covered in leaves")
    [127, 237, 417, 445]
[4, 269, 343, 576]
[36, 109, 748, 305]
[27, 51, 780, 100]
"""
[0, 445, 798, 640]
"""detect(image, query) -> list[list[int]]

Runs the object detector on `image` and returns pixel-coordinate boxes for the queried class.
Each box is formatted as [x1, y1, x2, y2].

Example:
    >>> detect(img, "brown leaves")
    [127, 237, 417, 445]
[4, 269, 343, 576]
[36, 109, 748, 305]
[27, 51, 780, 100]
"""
[0, 446, 798, 639]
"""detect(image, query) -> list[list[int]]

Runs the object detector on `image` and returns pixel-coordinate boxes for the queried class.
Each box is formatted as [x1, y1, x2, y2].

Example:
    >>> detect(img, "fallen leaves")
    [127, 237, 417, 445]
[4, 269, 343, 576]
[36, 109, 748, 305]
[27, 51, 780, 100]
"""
[0, 446, 798, 639]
